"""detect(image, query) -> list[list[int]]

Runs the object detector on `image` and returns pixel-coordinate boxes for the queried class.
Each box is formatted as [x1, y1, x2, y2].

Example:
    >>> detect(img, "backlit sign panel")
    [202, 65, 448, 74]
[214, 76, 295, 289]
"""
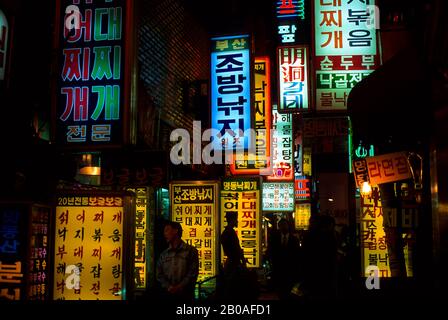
[211, 35, 251, 150]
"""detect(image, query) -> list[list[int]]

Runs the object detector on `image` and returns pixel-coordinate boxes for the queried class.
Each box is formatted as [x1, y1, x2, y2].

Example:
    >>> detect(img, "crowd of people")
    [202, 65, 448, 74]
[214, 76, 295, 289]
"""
[152, 212, 351, 301]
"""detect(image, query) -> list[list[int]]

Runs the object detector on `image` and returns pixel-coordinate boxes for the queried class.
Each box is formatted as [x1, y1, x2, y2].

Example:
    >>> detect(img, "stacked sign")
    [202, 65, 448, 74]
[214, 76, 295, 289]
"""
[221, 178, 261, 268]
[314, 0, 379, 111]
[170, 182, 219, 283]
[210, 35, 251, 150]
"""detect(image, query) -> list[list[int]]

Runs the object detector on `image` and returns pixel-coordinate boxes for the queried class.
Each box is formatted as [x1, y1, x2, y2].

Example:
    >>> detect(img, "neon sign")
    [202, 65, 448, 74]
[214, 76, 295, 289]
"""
[57, 0, 127, 145]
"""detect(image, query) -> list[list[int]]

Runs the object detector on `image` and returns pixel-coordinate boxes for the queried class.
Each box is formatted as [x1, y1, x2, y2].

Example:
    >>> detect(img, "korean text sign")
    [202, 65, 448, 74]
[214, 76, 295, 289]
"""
[276, 0, 309, 45]
[314, 0, 379, 111]
[57, 0, 127, 145]
[365, 152, 412, 185]
[360, 189, 391, 278]
[170, 182, 219, 283]
[221, 178, 261, 268]
[294, 203, 311, 230]
[231, 56, 271, 174]
[126, 187, 148, 290]
[211, 35, 251, 150]
[54, 196, 125, 300]
[262, 182, 294, 212]
[278, 46, 309, 111]
[0, 206, 26, 300]
[267, 105, 294, 181]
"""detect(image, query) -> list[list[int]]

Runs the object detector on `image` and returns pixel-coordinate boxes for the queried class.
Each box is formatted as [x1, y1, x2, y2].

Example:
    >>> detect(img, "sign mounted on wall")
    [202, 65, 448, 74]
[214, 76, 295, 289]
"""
[314, 0, 380, 111]
[230, 56, 271, 175]
[56, 0, 133, 146]
[210, 34, 251, 151]
[277, 46, 309, 112]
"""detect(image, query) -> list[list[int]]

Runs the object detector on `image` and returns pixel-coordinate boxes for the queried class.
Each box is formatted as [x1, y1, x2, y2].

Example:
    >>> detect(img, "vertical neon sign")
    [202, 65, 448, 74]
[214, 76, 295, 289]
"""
[58, 0, 126, 145]
[210, 35, 251, 151]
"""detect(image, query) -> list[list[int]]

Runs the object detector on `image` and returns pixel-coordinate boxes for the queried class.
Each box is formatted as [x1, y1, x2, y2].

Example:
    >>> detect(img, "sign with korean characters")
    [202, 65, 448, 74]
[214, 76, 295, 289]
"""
[276, 0, 309, 45]
[314, 0, 380, 111]
[0, 205, 27, 300]
[54, 195, 126, 300]
[231, 56, 271, 175]
[126, 187, 150, 290]
[221, 178, 261, 268]
[315, 0, 377, 56]
[28, 205, 51, 300]
[360, 188, 391, 278]
[294, 203, 311, 230]
[262, 182, 295, 212]
[57, 0, 131, 146]
[170, 182, 219, 283]
[211, 34, 251, 151]
[267, 105, 294, 181]
[278, 46, 309, 111]
[353, 152, 412, 186]
[0, 9, 8, 81]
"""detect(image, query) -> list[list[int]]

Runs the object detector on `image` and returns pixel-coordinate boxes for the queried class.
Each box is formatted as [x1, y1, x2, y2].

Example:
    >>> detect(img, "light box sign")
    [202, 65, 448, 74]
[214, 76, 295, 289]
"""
[230, 56, 271, 175]
[295, 176, 311, 201]
[0, 9, 8, 81]
[278, 46, 309, 112]
[0, 205, 26, 300]
[170, 182, 219, 283]
[54, 195, 125, 300]
[276, 0, 309, 45]
[360, 189, 391, 278]
[314, 0, 377, 56]
[57, 0, 128, 146]
[365, 152, 412, 185]
[126, 187, 148, 290]
[28, 206, 51, 300]
[314, 0, 379, 111]
[268, 105, 294, 181]
[221, 178, 261, 268]
[262, 182, 294, 212]
[294, 203, 311, 230]
[211, 35, 251, 150]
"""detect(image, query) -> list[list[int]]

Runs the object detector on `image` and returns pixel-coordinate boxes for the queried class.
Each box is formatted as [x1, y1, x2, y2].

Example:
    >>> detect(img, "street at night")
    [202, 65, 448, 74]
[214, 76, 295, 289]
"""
[0, 0, 447, 317]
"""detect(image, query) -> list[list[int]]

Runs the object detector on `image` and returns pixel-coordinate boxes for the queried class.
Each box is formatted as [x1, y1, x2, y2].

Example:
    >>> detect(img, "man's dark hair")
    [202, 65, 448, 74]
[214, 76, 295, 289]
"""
[165, 221, 183, 238]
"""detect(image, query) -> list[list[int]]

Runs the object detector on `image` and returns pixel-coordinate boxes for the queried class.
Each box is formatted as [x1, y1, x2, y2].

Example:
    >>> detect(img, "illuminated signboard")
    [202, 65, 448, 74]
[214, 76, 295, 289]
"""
[0, 9, 8, 80]
[54, 195, 125, 300]
[278, 46, 309, 111]
[360, 188, 391, 278]
[170, 182, 219, 283]
[211, 35, 251, 150]
[267, 105, 294, 181]
[231, 56, 271, 175]
[276, 0, 308, 45]
[303, 147, 312, 176]
[314, 0, 379, 111]
[294, 203, 311, 230]
[57, 0, 129, 145]
[262, 182, 295, 212]
[126, 187, 148, 290]
[28, 206, 51, 300]
[365, 152, 412, 185]
[314, 0, 377, 56]
[0, 205, 26, 300]
[294, 176, 311, 201]
[221, 178, 261, 268]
